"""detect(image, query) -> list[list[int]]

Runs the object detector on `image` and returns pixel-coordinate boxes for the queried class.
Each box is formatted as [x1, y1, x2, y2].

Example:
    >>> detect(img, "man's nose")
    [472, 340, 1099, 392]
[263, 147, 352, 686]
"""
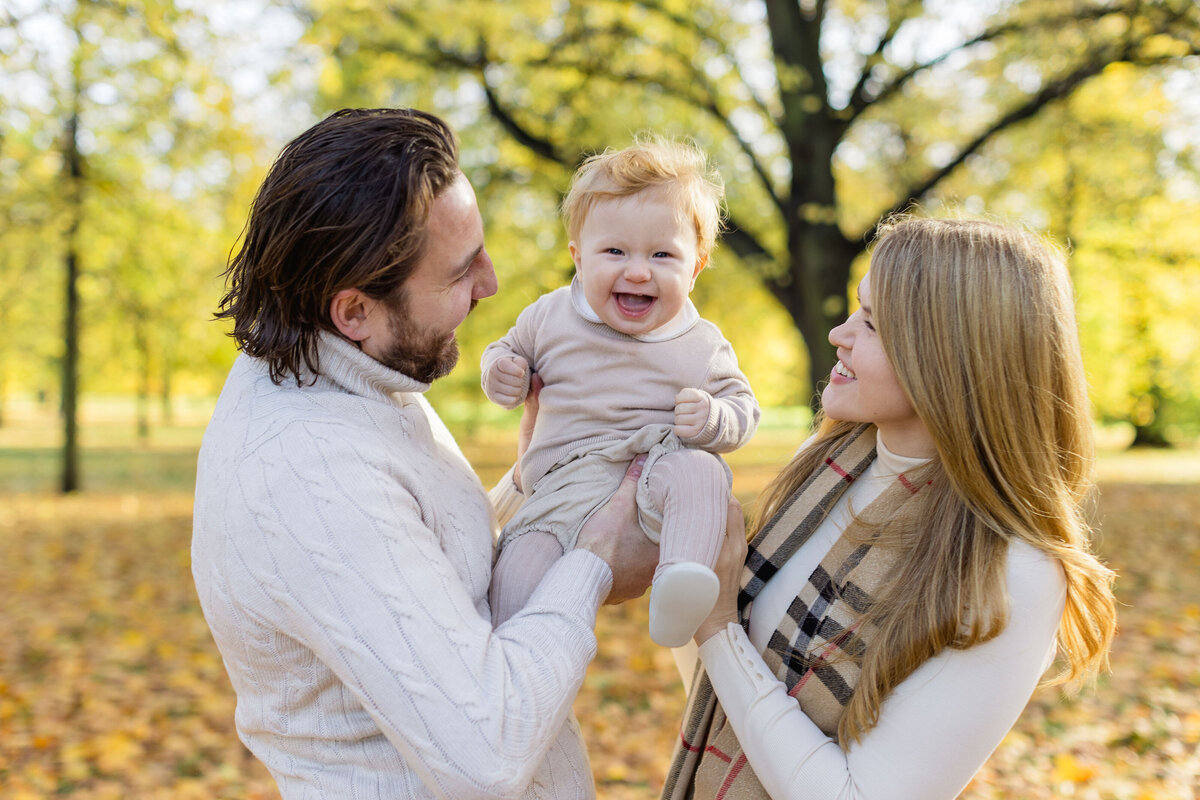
[475, 253, 499, 299]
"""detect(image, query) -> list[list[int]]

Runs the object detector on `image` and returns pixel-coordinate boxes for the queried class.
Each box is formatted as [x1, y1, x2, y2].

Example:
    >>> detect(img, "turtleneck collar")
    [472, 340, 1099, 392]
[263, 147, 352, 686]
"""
[873, 427, 933, 478]
[311, 331, 431, 401]
[569, 275, 700, 342]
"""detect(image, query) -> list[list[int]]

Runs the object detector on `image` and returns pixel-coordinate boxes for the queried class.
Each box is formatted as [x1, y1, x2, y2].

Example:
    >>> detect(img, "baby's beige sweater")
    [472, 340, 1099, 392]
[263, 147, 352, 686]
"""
[481, 283, 759, 491]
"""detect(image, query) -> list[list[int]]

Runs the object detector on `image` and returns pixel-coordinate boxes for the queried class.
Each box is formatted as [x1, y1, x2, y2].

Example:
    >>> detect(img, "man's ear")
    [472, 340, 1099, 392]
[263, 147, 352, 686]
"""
[329, 288, 375, 343]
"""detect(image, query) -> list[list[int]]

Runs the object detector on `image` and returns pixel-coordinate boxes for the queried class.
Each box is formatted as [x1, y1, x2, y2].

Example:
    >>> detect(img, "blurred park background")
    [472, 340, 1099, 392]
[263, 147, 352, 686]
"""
[2, 0, 1199, 797]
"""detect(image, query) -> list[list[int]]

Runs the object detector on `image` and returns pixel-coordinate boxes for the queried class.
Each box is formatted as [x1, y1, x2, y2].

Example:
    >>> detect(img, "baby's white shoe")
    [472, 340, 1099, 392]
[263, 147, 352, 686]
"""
[648, 561, 720, 647]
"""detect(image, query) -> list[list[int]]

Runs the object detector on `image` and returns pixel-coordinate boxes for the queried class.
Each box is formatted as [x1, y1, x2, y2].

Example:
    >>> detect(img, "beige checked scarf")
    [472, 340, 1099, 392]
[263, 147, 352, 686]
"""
[663, 424, 930, 800]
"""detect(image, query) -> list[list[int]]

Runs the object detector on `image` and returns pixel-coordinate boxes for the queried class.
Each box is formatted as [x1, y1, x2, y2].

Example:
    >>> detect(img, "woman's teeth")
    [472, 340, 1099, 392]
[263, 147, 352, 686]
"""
[834, 361, 855, 379]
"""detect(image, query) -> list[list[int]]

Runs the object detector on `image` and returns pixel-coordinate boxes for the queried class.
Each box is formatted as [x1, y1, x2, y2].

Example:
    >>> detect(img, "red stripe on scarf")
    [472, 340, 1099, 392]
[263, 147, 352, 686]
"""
[825, 457, 855, 483]
[705, 745, 733, 764]
[715, 754, 749, 799]
[787, 624, 859, 698]
[679, 730, 736, 763]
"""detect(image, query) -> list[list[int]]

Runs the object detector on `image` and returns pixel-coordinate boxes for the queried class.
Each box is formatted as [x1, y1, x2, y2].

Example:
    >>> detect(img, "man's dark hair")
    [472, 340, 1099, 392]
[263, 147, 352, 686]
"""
[216, 108, 460, 384]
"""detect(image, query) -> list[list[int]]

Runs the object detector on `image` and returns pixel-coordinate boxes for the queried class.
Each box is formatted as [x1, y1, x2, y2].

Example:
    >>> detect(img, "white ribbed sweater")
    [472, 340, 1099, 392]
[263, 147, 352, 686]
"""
[681, 431, 1066, 799]
[192, 333, 612, 799]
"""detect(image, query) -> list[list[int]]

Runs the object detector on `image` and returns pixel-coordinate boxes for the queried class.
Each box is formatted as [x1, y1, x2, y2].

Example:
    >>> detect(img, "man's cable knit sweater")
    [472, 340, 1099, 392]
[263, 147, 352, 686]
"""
[191, 333, 612, 800]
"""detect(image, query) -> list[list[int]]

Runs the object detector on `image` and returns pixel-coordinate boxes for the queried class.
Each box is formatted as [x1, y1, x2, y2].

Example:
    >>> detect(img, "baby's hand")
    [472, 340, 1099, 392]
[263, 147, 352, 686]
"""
[673, 388, 712, 440]
[486, 356, 530, 408]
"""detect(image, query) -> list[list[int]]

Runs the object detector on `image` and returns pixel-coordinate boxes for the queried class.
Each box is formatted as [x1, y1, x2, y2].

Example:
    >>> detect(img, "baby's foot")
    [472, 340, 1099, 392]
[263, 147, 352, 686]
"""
[648, 562, 719, 647]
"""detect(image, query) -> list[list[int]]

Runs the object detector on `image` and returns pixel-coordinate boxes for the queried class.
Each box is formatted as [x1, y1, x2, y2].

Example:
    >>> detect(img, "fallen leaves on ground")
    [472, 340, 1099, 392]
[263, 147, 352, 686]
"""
[1, 482, 1197, 798]
[0, 494, 277, 800]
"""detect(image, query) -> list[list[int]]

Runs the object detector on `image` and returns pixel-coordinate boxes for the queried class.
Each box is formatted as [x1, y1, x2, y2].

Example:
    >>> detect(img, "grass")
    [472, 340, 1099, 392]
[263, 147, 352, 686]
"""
[6, 395, 1198, 493]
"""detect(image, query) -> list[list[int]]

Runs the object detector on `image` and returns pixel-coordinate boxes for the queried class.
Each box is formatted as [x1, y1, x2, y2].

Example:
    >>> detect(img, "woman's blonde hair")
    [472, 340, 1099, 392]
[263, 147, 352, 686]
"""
[754, 214, 1117, 746]
[561, 135, 725, 267]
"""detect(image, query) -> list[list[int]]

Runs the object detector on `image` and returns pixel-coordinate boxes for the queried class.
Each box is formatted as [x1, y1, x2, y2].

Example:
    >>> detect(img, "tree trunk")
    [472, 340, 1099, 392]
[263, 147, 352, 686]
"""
[61, 109, 82, 493]
[763, 0, 857, 411]
[135, 321, 151, 443]
[160, 366, 174, 427]
[1130, 362, 1171, 448]
[766, 221, 858, 412]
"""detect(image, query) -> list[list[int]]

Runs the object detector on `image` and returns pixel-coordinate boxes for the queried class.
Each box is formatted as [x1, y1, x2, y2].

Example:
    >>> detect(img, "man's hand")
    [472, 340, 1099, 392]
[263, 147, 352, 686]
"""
[485, 356, 530, 408]
[673, 387, 712, 440]
[513, 372, 543, 493]
[575, 455, 659, 605]
[692, 499, 747, 645]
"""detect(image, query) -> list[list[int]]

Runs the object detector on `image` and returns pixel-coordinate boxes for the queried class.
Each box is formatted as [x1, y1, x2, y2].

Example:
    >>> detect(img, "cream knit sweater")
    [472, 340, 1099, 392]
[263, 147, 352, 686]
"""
[192, 333, 612, 799]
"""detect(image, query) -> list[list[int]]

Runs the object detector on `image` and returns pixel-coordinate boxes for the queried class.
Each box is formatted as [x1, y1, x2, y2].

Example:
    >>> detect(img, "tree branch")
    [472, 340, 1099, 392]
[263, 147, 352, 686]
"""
[868, 12, 1200, 240]
[721, 217, 771, 263]
[633, 0, 779, 127]
[721, 221, 793, 310]
[478, 70, 572, 167]
[482, 42, 790, 217]
[848, 5, 1118, 120]
[868, 56, 1117, 240]
[846, 2, 920, 111]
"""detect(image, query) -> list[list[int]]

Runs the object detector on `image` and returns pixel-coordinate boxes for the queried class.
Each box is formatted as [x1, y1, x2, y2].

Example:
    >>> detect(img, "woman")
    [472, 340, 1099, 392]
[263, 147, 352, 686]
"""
[664, 215, 1117, 800]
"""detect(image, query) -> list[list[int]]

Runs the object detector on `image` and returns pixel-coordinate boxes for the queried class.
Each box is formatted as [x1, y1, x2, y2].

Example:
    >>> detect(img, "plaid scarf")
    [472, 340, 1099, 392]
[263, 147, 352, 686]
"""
[663, 424, 929, 800]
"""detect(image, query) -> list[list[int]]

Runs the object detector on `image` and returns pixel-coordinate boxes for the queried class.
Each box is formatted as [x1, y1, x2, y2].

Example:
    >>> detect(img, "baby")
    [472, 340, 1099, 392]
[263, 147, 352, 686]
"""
[482, 138, 759, 647]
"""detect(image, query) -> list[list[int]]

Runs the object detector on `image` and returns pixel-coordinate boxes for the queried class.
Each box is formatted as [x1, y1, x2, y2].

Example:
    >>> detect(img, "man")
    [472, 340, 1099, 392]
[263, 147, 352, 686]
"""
[192, 108, 660, 799]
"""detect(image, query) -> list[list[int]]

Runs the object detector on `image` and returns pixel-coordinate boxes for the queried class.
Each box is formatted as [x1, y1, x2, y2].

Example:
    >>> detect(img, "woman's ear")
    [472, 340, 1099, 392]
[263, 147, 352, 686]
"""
[329, 288, 374, 342]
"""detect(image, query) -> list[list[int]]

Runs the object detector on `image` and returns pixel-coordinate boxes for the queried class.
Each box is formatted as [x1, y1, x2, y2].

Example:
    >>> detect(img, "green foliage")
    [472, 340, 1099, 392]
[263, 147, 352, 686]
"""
[2, 1, 1199, 445]
[305, 0, 1200, 432]
[929, 62, 1200, 442]
[0, 0, 275, 424]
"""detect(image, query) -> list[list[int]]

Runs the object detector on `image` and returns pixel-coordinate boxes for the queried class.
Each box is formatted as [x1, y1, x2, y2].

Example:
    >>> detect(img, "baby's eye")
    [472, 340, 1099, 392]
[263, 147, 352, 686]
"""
[605, 247, 624, 256]
[653, 251, 672, 259]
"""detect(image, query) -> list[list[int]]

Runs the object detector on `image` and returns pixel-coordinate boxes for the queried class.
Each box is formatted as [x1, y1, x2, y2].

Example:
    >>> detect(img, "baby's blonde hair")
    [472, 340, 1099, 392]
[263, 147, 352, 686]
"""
[562, 136, 725, 266]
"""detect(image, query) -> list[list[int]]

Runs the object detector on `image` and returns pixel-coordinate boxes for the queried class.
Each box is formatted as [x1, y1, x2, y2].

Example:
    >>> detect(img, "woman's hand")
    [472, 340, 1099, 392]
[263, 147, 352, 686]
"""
[692, 498, 747, 645]
[575, 455, 660, 605]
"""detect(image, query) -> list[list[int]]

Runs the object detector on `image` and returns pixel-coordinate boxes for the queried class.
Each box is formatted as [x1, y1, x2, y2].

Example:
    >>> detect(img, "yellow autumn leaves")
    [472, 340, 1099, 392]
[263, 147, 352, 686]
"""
[2, 478, 1198, 798]
[0, 493, 278, 800]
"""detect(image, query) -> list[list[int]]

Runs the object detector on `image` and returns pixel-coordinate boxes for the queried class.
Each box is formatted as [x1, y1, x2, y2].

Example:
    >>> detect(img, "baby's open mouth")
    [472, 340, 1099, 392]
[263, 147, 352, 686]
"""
[615, 293, 655, 315]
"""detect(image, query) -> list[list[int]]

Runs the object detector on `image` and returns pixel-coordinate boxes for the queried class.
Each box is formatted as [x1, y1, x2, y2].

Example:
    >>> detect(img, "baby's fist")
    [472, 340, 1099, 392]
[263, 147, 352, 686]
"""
[673, 387, 711, 440]
[485, 356, 530, 409]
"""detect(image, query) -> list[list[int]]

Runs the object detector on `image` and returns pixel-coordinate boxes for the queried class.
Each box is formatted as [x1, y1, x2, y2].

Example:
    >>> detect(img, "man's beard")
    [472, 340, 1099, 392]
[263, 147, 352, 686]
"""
[375, 296, 477, 384]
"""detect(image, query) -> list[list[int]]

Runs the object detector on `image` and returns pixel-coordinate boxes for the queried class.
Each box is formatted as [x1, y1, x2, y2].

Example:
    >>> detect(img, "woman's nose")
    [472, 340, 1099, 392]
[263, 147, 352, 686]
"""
[828, 317, 851, 347]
